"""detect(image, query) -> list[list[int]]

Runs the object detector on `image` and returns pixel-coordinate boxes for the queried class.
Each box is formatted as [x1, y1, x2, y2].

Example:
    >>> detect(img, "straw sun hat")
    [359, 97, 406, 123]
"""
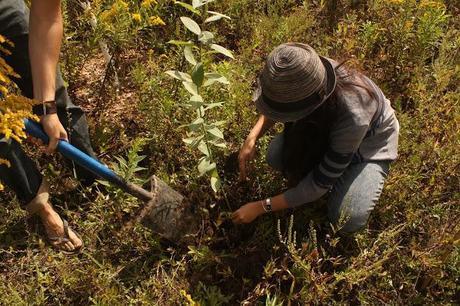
[253, 43, 337, 122]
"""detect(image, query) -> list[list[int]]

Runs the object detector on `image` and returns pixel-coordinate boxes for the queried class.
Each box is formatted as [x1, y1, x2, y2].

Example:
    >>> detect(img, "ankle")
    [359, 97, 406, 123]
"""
[37, 202, 56, 219]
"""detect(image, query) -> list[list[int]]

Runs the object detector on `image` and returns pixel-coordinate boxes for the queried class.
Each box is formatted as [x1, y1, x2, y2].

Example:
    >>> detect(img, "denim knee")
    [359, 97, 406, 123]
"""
[327, 162, 390, 235]
[329, 204, 370, 234]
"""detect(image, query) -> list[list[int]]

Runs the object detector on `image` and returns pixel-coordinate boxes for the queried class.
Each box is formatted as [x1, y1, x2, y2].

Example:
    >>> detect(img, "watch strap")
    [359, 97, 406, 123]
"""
[33, 100, 57, 116]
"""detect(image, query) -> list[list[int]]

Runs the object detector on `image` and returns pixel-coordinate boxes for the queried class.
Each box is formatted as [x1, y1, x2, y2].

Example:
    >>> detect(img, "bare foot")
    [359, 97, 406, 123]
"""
[37, 202, 83, 252]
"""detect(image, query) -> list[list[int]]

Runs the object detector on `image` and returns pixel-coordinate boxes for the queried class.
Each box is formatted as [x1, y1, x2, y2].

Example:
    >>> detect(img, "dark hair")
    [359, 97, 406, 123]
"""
[281, 61, 378, 185]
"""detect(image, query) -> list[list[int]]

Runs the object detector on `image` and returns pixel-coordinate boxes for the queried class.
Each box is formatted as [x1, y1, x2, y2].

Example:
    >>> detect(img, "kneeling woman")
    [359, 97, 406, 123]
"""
[232, 43, 399, 234]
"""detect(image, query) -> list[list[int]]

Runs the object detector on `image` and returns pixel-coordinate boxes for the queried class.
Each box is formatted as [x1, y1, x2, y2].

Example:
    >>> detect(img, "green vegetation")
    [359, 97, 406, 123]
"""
[0, 0, 458, 304]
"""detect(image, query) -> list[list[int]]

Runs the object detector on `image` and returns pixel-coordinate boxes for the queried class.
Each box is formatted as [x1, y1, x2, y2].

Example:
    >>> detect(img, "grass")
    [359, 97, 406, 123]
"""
[0, 0, 459, 304]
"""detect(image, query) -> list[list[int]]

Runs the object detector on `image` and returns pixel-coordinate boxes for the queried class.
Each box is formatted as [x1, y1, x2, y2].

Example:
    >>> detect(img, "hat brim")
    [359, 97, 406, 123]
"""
[254, 56, 337, 123]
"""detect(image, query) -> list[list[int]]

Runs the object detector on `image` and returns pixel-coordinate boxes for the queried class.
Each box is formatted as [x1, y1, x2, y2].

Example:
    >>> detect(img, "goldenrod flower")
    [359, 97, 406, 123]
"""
[148, 16, 166, 26]
[132, 13, 142, 22]
[180, 290, 199, 306]
[141, 0, 157, 8]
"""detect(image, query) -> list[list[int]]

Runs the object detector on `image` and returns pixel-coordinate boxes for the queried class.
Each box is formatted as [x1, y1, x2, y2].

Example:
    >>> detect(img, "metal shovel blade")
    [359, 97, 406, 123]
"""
[131, 175, 197, 241]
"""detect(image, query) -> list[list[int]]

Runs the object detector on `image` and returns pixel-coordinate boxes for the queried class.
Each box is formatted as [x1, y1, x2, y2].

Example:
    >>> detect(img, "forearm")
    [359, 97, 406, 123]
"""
[248, 115, 275, 141]
[29, 0, 63, 102]
[252, 193, 290, 216]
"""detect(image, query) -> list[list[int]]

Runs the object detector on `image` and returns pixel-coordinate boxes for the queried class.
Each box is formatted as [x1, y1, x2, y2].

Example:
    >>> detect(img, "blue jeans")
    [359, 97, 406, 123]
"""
[267, 134, 390, 233]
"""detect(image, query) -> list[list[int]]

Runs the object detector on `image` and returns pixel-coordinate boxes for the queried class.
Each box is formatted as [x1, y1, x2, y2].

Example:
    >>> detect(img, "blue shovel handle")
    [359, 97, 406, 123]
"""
[24, 119, 153, 202]
[24, 119, 124, 186]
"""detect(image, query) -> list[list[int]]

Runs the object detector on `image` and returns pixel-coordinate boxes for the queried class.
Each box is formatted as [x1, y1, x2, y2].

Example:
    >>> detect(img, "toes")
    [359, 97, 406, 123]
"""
[64, 242, 74, 251]
[68, 229, 83, 249]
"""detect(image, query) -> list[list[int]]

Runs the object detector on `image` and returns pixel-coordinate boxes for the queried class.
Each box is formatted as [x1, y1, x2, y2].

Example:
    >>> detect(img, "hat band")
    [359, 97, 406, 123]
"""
[262, 87, 326, 113]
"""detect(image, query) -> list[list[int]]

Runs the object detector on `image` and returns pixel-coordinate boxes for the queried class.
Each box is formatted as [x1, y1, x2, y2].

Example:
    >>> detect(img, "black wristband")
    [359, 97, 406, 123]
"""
[33, 101, 57, 116]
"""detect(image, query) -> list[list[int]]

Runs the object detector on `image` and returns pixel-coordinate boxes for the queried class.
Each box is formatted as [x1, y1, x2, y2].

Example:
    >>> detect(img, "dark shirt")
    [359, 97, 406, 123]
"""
[0, 0, 29, 38]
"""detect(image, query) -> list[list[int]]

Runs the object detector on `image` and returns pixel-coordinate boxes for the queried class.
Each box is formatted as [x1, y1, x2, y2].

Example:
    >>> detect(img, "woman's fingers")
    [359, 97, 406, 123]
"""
[231, 210, 242, 224]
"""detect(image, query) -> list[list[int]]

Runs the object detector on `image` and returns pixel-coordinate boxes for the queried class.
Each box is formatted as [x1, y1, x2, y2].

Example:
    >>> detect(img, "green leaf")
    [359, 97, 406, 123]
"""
[180, 17, 201, 35]
[205, 15, 222, 23]
[210, 169, 221, 192]
[187, 118, 204, 133]
[174, 1, 201, 15]
[212, 120, 226, 126]
[198, 31, 214, 44]
[208, 10, 231, 20]
[165, 70, 192, 82]
[211, 140, 226, 148]
[204, 102, 224, 110]
[198, 157, 216, 176]
[184, 46, 197, 65]
[182, 81, 198, 95]
[188, 95, 204, 109]
[192, 0, 202, 8]
[207, 126, 224, 139]
[183, 135, 204, 147]
[198, 140, 210, 156]
[203, 72, 229, 86]
[167, 40, 194, 46]
[192, 63, 204, 87]
[210, 44, 234, 59]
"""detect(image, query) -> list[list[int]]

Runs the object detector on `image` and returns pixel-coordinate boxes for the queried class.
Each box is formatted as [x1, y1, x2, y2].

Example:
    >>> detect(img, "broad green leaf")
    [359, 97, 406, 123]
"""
[184, 46, 197, 65]
[182, 81, 198, 95]
[210, 169, 221, 192]
[203, 72, 229, 86]
[198, 31, 214, 44]
[167, 40, 194, 46]
[165, 70, 192, 82]
[190, 95, 203, 102]
[198, 157, 216, 175]
[192, 0, 202, 8]
[212, 120, 226, 126]
[97, 180, 111, 187]
[174, 1, 201, 15]
[198, 140, 210, 156]
[210, 44, 234, 59]
[208, 10, 231, 20]
[189, 117, 204, 126]
[188, 95, 204, 109]
[180, 17, 201, 35]
[188, 118, 204, 132]
[192, 63, 204, 87]
[211, 140, 226, 148]
[183, 135, 204, 147]
[204, 102, 224, 110]
[205, 15, 222, 23]
[207, 126, 224, 139]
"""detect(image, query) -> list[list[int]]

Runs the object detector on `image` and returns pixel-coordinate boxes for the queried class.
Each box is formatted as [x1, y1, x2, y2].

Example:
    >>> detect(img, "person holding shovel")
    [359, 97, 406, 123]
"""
[0, 0, 96, 252]
[232, 43, 399, 234]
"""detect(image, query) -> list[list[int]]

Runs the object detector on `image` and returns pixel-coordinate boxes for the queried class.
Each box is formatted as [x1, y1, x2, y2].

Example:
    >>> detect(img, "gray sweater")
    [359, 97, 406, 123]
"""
[283, 64, 400, 207]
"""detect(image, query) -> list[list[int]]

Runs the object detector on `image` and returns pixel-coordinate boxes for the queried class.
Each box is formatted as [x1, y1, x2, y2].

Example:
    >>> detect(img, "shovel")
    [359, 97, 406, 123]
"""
[24, 119, 197, 241]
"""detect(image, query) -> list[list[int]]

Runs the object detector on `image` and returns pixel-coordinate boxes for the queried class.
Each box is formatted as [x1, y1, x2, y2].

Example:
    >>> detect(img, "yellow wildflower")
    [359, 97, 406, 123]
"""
[180, 290, 199, 306]
[132, 13, 142, 22]
[148, 16, 166, 26]
[419, 0, 445, 9]
[141, 0, 157, 8]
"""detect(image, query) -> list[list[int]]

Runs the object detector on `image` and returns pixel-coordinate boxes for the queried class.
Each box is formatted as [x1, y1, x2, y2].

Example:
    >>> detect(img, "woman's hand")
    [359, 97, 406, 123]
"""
[41, 114, 68, 153]
[231, 201, 265, 224]
[238, 136, 257, 181]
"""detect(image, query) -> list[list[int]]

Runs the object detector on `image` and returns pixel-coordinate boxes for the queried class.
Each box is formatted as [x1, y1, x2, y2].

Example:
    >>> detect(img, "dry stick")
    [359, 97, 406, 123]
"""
[78, 1, 120, 90]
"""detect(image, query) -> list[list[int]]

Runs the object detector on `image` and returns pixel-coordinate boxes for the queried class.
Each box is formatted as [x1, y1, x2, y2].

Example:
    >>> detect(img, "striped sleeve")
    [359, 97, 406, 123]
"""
[283, 150, 354, 207]
[313, 150, 354, 188]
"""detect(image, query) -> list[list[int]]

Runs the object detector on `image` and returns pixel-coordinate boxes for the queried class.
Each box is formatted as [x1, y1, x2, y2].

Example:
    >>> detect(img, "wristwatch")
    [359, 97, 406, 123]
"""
[33, 100, 57, 116]
[262, 198, 272, 212]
